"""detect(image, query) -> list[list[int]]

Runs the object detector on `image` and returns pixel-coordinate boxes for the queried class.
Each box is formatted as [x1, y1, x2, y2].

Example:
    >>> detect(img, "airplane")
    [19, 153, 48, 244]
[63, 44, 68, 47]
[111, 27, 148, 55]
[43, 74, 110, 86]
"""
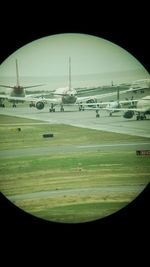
[0, 57, 112, 111]
[104, 81, 150, 120]
[0, 57, 145, 113]
[0, 57, 95, 111]
[85, 88, 136, 117]
[99, 88, 128, 117]
[24, 58, 135, 112]
[118, 95, 150, 120]
[30, 57, 100, 112]
[89, 92, 150, 120]
[0, 59, 44, 107]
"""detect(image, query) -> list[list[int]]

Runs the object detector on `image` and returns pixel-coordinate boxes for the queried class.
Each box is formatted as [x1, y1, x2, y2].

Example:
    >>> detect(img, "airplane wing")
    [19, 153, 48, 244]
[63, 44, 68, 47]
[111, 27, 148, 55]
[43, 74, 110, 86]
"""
[0, 85, 15, 89]
[0, 86, 132, 103]
[0, 94, 61, 106]
[86, 106, 147, 113]
[0, 94, 39, 102]
[0, 84, 45, 89]
[80, 99, 138, 107]
[23, 84, 45, 89]
[77, 89, 129, 102]
[101, 107, 148, 112]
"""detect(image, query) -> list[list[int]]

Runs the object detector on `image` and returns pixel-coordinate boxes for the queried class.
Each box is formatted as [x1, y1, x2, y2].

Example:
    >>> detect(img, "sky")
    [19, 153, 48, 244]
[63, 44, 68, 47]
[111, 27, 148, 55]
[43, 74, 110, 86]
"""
[0, 33, 149, 78]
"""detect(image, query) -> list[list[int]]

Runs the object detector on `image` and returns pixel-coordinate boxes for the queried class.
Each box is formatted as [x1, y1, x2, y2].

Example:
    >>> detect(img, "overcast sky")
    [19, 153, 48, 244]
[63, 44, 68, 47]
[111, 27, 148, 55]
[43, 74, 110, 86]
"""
[0, 33, 149, 77]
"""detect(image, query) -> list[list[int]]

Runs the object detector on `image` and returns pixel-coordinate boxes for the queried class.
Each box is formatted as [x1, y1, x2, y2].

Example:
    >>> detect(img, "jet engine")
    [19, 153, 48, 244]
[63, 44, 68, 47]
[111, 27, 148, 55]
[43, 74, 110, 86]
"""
[86, 98, 97, 107]
[123, 110, 134, 119]
[35, 101, 45, 110]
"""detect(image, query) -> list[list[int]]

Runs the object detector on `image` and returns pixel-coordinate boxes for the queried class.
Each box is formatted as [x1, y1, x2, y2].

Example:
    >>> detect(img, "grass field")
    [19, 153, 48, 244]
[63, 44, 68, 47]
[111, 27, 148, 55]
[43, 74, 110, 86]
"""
[0, 114, 150, 223]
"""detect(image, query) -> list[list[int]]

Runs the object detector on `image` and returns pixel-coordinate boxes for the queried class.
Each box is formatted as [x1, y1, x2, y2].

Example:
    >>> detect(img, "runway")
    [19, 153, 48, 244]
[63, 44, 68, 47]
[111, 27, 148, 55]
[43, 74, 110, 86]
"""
[8, 185, 145, 202]
[0, 106, 150, 138]
[0, 142, 150, 158]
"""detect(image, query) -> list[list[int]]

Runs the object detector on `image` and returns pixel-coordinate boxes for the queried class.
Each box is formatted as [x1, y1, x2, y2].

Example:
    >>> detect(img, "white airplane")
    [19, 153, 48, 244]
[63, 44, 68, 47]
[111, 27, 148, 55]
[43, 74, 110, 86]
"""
[91, 92, 150, 120]
[99, 88, 134, 117]
[119, 95, 150, 120]
[0, 57, 140, 112]
[22, 58, 135, 112]
[0, 57, 96, 110]
[30, 57, 100, 112]
[85, 88, 136, 117]
[104, 82, 150, 120]
[0, 59, 44, 107]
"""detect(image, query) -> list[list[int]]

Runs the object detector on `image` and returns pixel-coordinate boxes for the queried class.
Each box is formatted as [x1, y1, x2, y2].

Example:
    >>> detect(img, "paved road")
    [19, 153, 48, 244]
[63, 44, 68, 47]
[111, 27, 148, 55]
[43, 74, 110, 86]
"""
[0, 106, 150, 138]
[0, 142, 150, 158]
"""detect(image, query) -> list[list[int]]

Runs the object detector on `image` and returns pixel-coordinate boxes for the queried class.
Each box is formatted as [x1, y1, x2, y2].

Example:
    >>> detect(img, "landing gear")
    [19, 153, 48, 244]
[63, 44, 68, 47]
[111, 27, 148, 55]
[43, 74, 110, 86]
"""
[49, 103, 55, 112]
[79, 103, 84, 111]
[0, 103, 5, 107]
[60, 104, 64, 112]
[96, 110, 100, 118]
[12, 100, 16, 108]
[0, 98, 5, 107]
[49, 108, 55, 112]
[136, 114, 146, 120]
[29, 102, 35, 107]
[79, 105, 84, 111]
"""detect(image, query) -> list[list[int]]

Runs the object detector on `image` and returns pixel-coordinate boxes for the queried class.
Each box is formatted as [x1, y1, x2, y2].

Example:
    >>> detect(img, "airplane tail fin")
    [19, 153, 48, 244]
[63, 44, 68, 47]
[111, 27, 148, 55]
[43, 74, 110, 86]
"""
[117, 88, 120, 103]
[16, 59, 20, 87]
[69, 57, 71, 91]
[117, 88, 122, 108]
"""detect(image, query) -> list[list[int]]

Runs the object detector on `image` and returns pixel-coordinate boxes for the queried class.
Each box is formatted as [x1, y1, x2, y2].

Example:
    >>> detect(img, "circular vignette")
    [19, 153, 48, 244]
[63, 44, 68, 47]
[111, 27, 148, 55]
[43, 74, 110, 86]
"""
[0, 33, 150, 224]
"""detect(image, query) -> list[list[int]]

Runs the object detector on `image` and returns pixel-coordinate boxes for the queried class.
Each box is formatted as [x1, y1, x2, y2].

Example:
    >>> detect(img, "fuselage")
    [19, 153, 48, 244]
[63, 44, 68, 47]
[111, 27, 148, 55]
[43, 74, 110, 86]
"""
[54, 87, 77, 104]
[123, 95, 150, 119]
[106, 101, 121, 113]
[137, 95, 150, 111]
[10, 86, 26, 97]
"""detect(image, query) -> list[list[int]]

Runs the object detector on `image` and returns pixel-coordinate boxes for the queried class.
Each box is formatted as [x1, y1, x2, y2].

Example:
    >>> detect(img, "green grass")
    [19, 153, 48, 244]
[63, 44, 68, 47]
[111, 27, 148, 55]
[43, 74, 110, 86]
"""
[0, 114, 149, 150]
[0, 114, 44, 124]
[0, 114, 150, 223]
[1, 151, 149, 195]
[30, 202, 129, 223]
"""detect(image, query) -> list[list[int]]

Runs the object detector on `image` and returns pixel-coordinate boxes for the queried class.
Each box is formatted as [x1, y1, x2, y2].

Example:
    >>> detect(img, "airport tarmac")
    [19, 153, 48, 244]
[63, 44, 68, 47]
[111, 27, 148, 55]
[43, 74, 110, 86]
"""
[0, 106, 150, 138]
